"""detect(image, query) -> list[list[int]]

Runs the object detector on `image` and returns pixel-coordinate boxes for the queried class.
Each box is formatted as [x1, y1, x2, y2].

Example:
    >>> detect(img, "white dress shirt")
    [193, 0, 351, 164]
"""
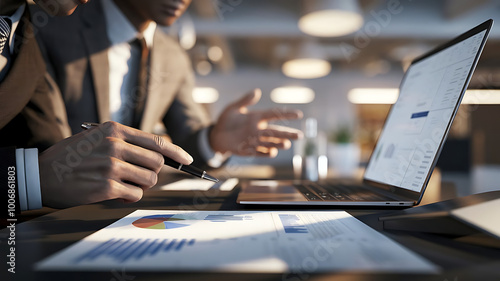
[101, 0, 227, 166]
[102, 0, 156, 126]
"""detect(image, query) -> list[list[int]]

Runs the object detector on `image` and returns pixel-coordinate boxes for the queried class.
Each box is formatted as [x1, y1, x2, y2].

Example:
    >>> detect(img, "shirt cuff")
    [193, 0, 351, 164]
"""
[15, 149, 27, 211]
[16, 148, 42, 210]
[198, 127, 230, 168]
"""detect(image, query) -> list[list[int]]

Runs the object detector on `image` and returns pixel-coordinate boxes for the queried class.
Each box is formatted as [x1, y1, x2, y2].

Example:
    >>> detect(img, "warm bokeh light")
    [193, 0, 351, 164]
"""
[347, 88, 399, 104]
[195, 61, 212, 76]
[299, 10, 363, 37]
[270, 86, 315, 104]
[282, 59, 331, 79]
[462, 90, 500, 104]
[192, 87, 219, 103]
[207, 46, 223, 62]
[348, 88, 500, 104]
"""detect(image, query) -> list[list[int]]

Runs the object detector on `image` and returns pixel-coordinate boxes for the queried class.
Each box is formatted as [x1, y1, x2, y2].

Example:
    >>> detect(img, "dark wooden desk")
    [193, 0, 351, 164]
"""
[2, 176, 500, 281]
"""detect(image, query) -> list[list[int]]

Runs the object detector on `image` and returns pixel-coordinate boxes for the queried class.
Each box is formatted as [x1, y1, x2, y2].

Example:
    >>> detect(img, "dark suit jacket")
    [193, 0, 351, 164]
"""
[33, 0, 211, 165]
[0, 3, 70, 150]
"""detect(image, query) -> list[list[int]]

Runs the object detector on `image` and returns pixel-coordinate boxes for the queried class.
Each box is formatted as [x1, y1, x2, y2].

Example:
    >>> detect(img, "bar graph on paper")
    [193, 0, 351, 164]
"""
[37, 210, 438, 273]
[76, 238, 196, 263]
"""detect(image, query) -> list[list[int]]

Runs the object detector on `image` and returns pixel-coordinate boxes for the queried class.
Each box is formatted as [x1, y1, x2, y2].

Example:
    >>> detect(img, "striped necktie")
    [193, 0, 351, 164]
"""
[0, 17, 12, 81]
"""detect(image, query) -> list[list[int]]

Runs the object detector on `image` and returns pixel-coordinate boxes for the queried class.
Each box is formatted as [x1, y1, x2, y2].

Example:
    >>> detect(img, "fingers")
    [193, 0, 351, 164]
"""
[108, 180, 144, 203]
[236, 134, 292, 158]
[261, 125, 304, 140]
[100, 121, 193, 165]
[257, 137, 292, 150]
[89, 157, 155, 202]
[258, 108, 303, 122]
[228, 89, 262, 111]
[116, 140, 165, 173]
[110, 158, 159, 190]
[255, 147, 278, 158]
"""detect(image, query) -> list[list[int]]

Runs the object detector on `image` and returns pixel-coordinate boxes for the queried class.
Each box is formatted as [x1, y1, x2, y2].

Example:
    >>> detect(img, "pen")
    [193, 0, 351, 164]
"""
[81, 122, 219, 183]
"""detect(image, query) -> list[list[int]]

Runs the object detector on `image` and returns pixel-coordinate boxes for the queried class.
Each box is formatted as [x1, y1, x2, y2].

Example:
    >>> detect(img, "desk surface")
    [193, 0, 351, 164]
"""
[2, 173, 500, 281]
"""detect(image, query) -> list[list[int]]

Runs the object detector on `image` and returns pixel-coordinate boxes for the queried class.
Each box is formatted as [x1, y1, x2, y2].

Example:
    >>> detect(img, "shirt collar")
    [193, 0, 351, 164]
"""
[101, 0, 156, 48]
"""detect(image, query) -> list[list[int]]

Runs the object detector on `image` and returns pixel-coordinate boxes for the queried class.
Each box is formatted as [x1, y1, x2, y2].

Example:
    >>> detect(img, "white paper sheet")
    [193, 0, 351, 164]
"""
[37, 210, 438, 273]
[159, 178, 238, 191]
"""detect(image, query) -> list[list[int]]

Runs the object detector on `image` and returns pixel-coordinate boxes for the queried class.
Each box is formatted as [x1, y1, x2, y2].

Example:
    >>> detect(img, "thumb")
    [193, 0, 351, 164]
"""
[229, 89, 262, 110]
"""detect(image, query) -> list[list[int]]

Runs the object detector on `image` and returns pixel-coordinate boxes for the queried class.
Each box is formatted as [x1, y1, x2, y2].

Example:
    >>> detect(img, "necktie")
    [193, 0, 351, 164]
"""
[0, 17, 12, 81]
[131, 36, 149, 128]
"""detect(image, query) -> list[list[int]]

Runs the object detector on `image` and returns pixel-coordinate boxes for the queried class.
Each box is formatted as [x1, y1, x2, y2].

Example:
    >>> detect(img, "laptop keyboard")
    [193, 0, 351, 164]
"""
[295, 182, 390, 201]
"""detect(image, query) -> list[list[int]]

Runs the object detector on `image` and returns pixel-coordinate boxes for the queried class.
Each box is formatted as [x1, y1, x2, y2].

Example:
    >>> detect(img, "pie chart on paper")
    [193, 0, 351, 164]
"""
[132, 214, 196, 229]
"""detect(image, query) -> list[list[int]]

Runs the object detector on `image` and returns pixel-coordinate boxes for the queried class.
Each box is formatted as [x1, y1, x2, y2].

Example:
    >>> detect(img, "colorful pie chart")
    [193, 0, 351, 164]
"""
[132, 215, 195, 229]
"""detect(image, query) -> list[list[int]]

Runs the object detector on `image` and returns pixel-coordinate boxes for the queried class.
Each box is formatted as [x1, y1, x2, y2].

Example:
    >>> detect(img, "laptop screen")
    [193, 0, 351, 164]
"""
[364, 25, 490, 192]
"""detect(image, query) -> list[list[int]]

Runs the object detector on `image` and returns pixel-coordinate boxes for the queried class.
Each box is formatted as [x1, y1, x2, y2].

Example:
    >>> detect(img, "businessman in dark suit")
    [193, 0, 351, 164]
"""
[0, 0, 197, 210]
[34, 0, 303, 168]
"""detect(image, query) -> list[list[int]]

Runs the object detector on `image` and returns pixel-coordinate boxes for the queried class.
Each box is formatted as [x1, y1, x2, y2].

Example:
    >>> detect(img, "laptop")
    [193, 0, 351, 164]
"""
[237, 19, 493, 207]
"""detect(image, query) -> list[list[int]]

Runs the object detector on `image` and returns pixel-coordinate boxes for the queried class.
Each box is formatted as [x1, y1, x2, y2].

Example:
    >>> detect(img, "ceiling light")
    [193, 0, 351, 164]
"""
[347, 88, 399, 104]
[462, 90, 500, 104]
[299, 0, 364, 37]
[348, 88, 500, 105]
[282, 59, 331, 79]
[192, 87, 219, 103]
[270, 87, 315, 104]
[282, 41, 331, 79]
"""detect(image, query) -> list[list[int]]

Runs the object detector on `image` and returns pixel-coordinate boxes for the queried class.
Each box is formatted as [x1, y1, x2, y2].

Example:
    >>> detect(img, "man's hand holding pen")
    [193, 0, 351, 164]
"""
[38, 121, 194, 208]
[37, 90, 301, 209]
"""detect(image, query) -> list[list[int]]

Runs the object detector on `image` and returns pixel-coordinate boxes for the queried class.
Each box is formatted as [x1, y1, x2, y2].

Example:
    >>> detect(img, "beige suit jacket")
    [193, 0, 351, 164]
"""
[34, 0, 211, 164]
[0, 4, 70, 150]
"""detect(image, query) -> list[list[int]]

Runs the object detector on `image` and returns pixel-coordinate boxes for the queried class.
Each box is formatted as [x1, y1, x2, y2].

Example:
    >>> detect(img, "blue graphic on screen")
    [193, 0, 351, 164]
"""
[279, 214, 309, 234]
[411, 111, 429, 118]
[75, 238, 195, 263]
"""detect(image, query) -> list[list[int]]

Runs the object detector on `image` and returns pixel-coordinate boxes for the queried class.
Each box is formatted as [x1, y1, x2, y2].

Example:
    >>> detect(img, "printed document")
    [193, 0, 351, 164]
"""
[37, 210, 438, 273]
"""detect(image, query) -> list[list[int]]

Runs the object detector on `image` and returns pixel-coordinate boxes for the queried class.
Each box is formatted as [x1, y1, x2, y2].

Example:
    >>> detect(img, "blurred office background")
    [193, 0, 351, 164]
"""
[163, 0, 500, 194]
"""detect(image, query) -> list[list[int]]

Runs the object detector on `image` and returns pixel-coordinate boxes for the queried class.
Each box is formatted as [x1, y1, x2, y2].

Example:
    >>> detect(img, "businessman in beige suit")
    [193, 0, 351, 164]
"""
[0, 0, 73, 149]
[1, 0, 197, 210]
[35, 0, 303, 168]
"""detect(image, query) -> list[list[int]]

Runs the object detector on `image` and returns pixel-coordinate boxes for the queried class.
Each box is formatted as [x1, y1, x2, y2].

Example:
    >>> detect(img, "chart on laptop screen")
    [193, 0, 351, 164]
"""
[365, 31, 486, 192]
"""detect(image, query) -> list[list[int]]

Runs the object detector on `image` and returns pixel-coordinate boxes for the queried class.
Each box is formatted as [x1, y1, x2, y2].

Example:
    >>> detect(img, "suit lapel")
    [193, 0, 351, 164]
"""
[81, 1, 111, 123]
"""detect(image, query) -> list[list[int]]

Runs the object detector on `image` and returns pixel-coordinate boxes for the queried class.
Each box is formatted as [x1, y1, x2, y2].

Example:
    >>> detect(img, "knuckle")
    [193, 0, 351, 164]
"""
[152, 135, 168, 152]
[146, 172, 158, 188]
[102, 121, 121, 137]
[103, 157, 120, 177]
[130, 191, 143, 203]
[153, 152, 164, 172]
[101, 179, 117, 199]
[104, 138, 122, 157]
